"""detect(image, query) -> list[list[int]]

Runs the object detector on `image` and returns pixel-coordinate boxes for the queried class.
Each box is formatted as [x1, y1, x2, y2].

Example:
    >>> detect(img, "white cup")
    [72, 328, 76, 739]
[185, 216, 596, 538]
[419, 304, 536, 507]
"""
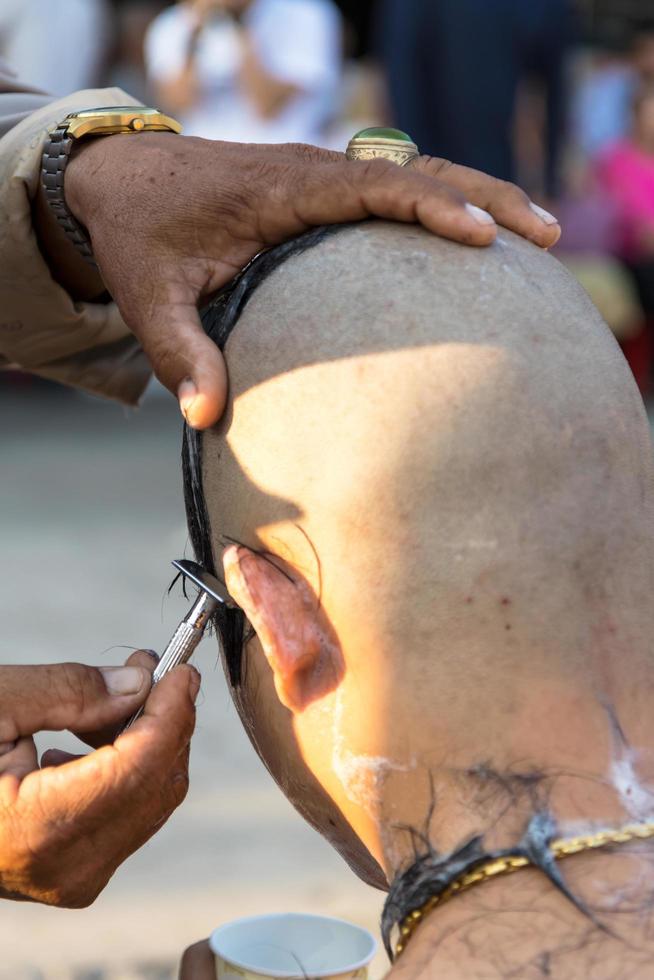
[209, 913, 377, 980]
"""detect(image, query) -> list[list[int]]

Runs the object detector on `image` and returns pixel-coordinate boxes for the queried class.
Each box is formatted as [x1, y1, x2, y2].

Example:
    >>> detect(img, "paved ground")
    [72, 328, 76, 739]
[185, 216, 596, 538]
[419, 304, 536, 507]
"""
[0, 382, 384, 980]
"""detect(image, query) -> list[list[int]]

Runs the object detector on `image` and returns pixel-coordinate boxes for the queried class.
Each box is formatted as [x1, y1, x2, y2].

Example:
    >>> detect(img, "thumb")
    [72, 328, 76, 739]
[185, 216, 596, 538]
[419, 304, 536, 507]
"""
[127, 283, 228, 430]
[179, 940, 215, 979]
[0, 663, 152, 743]
[32, 666, 200, 829]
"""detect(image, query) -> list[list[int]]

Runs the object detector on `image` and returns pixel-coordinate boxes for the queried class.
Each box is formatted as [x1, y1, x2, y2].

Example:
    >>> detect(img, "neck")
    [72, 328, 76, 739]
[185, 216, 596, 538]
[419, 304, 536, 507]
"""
[370, 670, 654, 978]
[372, 666, 654, 868]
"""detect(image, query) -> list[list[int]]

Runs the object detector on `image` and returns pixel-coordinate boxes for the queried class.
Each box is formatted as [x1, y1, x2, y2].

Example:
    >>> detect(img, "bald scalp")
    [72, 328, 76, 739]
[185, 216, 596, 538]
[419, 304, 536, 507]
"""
[201, 220, 653, 649]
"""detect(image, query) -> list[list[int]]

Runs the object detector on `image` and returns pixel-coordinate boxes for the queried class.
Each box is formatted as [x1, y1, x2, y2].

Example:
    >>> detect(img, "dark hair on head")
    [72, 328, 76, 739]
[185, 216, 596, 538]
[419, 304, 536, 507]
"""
[182, 420, 246, 685]
[381, 809, 600, 960]
[181, 224, 350, 685]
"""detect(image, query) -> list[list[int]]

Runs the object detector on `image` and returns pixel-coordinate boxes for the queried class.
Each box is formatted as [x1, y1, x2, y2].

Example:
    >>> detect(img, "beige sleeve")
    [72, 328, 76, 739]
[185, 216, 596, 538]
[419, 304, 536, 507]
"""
[0, 61, 151, 404]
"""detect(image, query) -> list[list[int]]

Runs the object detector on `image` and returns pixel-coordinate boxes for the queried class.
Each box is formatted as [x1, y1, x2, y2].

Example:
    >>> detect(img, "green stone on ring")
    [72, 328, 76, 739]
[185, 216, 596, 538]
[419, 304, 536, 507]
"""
[351, 127, 414, 143]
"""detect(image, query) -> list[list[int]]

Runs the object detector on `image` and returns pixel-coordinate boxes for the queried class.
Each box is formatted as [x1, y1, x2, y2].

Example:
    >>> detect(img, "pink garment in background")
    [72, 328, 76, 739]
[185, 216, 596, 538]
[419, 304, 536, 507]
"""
[596, 140, 654, 261]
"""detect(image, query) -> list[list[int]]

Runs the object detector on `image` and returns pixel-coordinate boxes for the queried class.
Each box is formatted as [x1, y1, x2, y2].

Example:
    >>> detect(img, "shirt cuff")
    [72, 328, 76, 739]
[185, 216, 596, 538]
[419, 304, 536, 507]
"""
[0, 86, 152, 405]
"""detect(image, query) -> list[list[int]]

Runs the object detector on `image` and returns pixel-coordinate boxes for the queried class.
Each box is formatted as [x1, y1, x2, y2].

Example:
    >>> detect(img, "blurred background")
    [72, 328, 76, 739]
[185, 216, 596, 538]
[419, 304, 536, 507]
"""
[2, 0, 654, 976]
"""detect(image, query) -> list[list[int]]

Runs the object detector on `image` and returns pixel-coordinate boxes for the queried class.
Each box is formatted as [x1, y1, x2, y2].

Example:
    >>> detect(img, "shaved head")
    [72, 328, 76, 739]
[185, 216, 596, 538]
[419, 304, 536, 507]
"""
[187, 222, 654, 900]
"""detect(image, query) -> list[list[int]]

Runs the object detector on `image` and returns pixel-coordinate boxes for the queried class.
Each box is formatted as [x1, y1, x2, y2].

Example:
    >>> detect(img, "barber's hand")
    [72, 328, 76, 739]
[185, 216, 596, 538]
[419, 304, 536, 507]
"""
[179, 940, 214, 979]
[65, 136, 561, 430]
[0, 657, 198, 907]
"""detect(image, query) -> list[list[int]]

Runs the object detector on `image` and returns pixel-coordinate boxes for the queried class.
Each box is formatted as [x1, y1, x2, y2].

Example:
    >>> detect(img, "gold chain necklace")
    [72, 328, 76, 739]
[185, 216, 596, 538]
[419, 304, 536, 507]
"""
[395, 820, 654, 957]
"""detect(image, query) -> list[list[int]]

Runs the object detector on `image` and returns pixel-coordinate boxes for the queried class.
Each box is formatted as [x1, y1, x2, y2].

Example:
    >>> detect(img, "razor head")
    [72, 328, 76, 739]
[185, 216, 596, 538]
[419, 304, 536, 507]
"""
[172, 559, 233, 606]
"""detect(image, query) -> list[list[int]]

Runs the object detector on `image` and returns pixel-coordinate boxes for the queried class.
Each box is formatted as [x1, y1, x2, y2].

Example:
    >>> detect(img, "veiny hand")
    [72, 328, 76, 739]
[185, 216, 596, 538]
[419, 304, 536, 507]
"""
[179, 940, 214, 979]
[0, 655, 198, 907]
[65, 136, 561, 430]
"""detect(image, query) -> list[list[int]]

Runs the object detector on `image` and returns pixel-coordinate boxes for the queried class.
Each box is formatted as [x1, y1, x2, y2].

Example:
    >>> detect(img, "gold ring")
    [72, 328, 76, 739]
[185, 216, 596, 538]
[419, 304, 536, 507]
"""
[345, 127, 419, 167]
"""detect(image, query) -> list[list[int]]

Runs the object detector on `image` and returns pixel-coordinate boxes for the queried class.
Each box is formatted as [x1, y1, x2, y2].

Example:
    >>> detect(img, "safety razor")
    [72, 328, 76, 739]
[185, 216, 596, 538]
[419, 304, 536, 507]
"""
[120, 559, 231, 733]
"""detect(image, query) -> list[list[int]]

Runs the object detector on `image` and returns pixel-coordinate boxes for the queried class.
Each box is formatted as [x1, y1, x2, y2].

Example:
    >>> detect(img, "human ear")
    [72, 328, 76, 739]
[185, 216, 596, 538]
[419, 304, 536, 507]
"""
[222, 545, 344, 712]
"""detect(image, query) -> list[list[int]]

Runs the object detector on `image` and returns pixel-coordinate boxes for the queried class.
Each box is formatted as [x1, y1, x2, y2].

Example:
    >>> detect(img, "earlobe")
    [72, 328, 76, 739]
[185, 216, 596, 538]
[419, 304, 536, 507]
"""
[223, 545, 345, 712]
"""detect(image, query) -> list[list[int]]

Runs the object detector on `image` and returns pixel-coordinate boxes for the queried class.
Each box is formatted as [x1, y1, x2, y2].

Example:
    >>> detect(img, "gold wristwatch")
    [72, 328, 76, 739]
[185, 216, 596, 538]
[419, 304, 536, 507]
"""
[41, 106, 182, 265]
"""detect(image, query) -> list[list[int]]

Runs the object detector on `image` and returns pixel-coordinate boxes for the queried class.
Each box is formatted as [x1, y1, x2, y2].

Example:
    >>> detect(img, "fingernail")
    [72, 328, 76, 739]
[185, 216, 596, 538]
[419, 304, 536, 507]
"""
[101, 666, 147, 696]
[465, 203, 495, 226]
[145, 649, 159, 664]
[178, 377, 198, 423]
[529, 201, 559, 226]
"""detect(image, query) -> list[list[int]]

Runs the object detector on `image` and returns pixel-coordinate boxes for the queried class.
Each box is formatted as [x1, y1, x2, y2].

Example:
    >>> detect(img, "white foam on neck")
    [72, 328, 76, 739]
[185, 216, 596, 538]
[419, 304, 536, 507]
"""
[610, 746, 654, 821]
[331, 689, 410, 812]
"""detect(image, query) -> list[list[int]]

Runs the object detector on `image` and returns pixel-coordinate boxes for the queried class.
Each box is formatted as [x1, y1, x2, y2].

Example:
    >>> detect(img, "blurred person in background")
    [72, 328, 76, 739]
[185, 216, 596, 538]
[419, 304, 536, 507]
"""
[377, 0, 574, 197]
[0, 0, 111, 95]
[572, 24, 654, 163]
[596, 84, 654, 323]
[144, 0, 343, 145]
[555, 23, 654, 393]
